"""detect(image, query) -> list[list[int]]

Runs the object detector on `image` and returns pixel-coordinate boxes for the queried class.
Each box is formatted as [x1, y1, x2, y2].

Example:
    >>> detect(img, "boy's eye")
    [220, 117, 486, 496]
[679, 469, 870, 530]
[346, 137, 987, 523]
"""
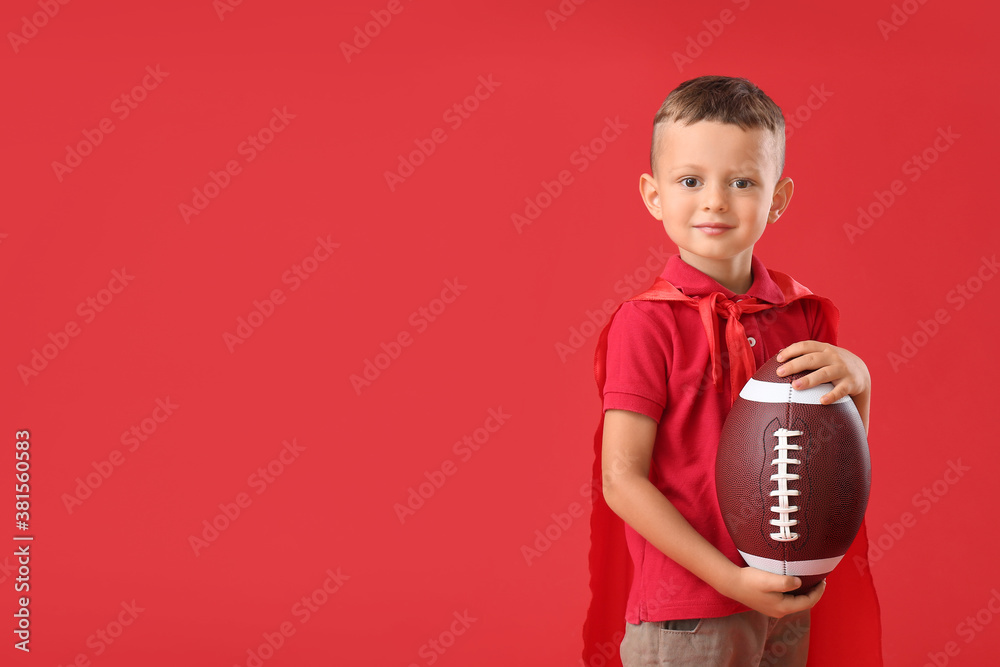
[732, 179, 752, 189]
[681, 177, 700, 188]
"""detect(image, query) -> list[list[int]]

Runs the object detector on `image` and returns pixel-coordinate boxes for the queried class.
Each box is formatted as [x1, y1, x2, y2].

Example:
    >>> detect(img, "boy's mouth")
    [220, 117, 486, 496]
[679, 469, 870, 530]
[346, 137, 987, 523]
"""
[694, 223, 734, 235]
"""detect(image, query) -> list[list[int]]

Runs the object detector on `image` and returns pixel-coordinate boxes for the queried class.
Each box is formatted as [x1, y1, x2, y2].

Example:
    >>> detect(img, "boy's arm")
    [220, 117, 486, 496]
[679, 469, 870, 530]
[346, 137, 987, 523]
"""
[775, 341, 871, 433]
[601, 408, 826, 619]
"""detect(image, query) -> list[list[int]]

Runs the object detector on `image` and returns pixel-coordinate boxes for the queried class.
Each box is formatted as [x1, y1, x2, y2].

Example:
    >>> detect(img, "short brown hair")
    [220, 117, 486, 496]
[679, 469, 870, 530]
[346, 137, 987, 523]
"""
[650, 75, 786, 178]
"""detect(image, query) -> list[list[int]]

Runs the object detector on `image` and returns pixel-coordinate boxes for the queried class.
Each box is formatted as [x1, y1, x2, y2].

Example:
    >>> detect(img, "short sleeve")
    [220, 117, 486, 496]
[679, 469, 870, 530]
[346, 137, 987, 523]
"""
[804, 297, 839, 347]
[601, 301, 670, 423]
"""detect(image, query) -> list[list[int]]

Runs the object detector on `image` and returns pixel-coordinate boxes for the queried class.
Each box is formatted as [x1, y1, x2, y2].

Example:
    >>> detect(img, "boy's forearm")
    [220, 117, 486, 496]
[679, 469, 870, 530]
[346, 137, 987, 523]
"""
[604, 475, 738, 598]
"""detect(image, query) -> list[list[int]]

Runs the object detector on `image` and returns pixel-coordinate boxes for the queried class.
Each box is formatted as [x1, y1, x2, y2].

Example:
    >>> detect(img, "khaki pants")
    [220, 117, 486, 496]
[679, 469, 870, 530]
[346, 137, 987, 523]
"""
[620, 609, 810, 667]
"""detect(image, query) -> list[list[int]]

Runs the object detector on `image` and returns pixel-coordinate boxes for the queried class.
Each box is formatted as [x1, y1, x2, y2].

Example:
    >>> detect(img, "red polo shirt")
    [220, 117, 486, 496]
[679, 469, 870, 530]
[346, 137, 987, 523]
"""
[602, 254, 837, 622]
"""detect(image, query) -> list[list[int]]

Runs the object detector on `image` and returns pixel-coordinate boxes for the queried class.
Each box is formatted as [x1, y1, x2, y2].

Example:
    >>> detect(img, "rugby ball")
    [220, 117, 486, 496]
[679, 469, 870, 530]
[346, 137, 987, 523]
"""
[716, 354, 871, 593]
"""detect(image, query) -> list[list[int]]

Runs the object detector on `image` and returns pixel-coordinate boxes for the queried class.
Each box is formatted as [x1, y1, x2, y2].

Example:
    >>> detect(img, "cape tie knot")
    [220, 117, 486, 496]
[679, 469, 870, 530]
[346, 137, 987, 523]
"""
[695, 292, 775, 401]
[722, 299, 742, 319]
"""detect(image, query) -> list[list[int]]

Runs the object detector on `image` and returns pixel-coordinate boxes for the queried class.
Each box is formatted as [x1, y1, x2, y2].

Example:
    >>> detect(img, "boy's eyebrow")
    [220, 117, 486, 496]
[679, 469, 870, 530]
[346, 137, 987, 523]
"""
[667, 163, 763, 175]
[668, 164, 705, 172]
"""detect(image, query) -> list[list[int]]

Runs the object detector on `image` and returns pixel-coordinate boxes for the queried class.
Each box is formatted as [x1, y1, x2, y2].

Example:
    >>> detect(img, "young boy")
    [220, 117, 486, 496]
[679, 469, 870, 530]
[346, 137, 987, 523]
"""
[591, 76, 877, 666]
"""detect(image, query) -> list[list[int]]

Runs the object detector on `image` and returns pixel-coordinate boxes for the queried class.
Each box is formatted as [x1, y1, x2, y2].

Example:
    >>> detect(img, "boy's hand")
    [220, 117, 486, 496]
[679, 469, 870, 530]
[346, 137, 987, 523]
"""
[722, 567, 826, 618]
[775, 340, 870, 405]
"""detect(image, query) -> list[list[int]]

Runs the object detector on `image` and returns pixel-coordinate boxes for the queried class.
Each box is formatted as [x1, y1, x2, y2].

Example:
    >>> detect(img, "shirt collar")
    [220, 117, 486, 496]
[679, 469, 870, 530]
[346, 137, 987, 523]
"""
[660, 254, 787, 305]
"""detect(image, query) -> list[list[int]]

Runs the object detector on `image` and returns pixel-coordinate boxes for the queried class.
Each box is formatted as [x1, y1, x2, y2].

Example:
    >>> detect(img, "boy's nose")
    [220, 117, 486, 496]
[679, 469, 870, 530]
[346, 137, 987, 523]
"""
[701, 184, 728, 211]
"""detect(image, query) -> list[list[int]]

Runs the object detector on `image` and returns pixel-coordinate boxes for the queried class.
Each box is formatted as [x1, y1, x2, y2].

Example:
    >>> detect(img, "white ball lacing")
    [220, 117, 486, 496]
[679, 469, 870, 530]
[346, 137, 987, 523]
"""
[769, 428, 802, 542]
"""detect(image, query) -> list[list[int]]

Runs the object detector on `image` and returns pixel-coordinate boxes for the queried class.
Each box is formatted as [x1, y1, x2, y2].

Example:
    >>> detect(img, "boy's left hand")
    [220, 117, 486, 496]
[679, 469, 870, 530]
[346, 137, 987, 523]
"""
[775, 341, 870, 406]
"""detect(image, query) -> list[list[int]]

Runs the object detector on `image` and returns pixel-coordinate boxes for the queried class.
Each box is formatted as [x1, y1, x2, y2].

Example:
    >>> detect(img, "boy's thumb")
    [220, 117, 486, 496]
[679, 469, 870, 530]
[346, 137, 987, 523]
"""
[781, 575, 803, 593]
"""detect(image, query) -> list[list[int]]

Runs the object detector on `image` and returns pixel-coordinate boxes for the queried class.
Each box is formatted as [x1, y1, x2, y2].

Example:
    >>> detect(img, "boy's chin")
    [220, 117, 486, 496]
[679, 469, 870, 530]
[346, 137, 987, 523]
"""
[676, 247, 755, 264]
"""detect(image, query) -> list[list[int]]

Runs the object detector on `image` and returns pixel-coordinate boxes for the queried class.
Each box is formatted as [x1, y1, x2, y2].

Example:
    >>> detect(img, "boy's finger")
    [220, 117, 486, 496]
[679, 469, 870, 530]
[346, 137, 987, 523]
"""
[806, 579, 827, 603]
[779, 575, 803, 593]
[776, 340, 821, 363]
[820, 385, 848, 405]
[777, 352, 827, 378]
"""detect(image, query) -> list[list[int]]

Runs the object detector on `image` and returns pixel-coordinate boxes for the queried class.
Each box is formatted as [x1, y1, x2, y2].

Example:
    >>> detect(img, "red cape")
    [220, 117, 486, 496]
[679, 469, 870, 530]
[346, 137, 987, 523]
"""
[582, 270, 883, 666]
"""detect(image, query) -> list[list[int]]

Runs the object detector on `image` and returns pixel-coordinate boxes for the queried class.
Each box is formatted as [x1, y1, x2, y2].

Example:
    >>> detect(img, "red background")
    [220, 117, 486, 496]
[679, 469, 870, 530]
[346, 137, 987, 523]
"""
[3, 0, 999, 665]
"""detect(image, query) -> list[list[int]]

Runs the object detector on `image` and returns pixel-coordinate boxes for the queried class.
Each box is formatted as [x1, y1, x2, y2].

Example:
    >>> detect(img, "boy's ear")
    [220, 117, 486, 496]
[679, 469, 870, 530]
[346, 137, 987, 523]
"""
[768, 176, 794, 224]
[639, 173, 663, 221]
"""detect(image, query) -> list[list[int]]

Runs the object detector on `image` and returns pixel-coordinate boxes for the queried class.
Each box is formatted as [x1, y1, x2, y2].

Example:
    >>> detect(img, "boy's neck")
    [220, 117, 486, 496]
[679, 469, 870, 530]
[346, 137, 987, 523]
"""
[677, 250, 755, 295]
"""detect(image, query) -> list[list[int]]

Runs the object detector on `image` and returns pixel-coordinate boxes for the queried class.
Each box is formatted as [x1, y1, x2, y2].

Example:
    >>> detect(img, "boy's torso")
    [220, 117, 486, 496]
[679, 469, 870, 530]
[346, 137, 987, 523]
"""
[600, 255, 836, 622]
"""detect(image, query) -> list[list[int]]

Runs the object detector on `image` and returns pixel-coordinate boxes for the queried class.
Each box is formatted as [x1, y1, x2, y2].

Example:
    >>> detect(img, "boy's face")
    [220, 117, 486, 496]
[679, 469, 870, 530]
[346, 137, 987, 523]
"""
[640, 120, 792, 281]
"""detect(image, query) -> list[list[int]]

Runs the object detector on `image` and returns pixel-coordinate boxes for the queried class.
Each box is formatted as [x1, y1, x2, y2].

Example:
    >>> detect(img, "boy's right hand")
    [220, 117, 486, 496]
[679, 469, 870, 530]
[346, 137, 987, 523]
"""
[722, 567, 826, 618]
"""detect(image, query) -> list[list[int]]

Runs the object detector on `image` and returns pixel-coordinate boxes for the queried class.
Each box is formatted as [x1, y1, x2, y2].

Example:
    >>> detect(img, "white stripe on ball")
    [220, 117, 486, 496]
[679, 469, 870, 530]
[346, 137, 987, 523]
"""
[739, 378, 851, 405]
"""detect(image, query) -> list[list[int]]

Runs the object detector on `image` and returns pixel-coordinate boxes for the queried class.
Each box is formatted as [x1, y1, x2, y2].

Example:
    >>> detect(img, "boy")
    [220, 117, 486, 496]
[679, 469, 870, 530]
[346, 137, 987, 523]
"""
[587, 76, 880, 666]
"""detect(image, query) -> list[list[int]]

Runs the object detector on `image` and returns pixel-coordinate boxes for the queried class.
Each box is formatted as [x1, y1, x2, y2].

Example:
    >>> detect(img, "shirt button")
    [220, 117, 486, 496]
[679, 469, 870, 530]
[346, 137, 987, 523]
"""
[747, 336, 757, 347]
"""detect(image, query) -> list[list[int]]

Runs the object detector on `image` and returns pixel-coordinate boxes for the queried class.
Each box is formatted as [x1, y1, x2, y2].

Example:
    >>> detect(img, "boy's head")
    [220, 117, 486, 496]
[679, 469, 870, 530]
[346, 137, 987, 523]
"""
[639, 75, 794, 287]
[649, 75, 786, 180]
